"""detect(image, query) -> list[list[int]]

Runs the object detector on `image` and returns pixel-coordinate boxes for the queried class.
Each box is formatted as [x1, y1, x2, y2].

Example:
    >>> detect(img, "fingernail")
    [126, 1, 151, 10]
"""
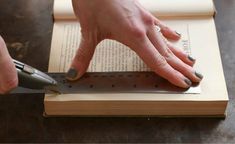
[188, 55, 196, 62]
[184, 79, 192, 87]
[175, 31, 181, 37]
[195, 71, 204, 79]
[66, 68, 78, 80]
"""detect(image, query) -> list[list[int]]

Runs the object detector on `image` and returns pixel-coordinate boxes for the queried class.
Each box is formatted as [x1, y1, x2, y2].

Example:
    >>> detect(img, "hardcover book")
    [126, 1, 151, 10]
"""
[44, 0, 228, 117]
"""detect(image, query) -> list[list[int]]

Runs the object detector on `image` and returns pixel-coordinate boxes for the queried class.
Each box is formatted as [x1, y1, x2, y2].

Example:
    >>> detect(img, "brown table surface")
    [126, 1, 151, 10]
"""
[0, 0, 234, 143]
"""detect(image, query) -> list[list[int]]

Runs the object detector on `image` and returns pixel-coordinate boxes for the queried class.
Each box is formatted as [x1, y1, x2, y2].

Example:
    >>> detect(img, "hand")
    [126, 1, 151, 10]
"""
[67, 0, 203, 88]
[0, 36, 18, 94]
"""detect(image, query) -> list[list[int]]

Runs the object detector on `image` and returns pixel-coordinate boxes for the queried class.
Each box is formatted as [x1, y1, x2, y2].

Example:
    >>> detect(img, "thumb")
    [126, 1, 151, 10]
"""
[66, 38, 96, 81]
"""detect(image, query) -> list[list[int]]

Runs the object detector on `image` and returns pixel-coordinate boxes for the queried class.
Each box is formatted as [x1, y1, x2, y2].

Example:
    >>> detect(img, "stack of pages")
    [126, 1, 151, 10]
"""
[44, 0, 228, 117]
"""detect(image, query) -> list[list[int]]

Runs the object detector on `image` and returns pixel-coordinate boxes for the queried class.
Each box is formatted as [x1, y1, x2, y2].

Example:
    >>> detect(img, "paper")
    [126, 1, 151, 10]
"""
[48, 18, 228, 101]
[49, 22, 191, 73]
[44, 0, 228, 116]
[53, 0, 215, 20]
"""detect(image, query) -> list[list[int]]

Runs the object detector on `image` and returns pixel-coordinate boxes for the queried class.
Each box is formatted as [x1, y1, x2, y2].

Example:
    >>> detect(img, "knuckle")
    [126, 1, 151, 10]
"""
[81, 31, 93, 42]
[75, 44, 94, 63]
[128, 25, 146, 39]
[143, 16, 155, 26]
[152, 55, 168, 70]
[80, 29, 101, 46]
[140, 9, 155, 25]
[159, 23, 170, 32]
[162, 48, 174, 59]
[162, 25, 170, 30]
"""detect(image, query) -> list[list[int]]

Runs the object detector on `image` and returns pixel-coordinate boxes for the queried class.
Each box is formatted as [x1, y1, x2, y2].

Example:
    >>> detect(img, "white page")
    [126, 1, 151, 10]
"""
[53, 0, 215, 20]
[48, 21, 191, 72]
[44, 1, 228, 116]
[47, 18, 228, 101]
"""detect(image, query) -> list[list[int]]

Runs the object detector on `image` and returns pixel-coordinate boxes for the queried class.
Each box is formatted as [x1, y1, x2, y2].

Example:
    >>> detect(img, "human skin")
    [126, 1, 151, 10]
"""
[0, 0, 203, 94]
[0, 36, 18, 94]
[67, 0, 203, 88]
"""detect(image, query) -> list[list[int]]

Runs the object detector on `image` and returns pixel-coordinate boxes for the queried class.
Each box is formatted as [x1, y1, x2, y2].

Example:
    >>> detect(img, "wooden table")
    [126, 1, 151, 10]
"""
[0, 0, 234, 142]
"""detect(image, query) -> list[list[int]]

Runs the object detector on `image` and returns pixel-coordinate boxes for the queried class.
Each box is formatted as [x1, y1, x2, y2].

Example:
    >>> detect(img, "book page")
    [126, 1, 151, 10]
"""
[53, 0, 215, 20]
[47, 18, 228, 101]
[48, 21, 191, 72]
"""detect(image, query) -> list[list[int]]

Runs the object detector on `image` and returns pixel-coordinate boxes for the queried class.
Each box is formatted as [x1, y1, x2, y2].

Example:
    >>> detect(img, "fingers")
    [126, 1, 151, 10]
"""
[130, 35, 192, 88]
[154, 18, 181, 41]
[147, 26, 203, 84]
[161, 36, 196, 66]
[0, 36, 18, 94]
[66, 38, 96, 81]
[165, 41, 196, 67]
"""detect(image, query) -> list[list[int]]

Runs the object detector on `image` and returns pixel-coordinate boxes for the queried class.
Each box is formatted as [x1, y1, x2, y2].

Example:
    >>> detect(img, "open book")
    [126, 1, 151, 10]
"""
[45, 0, 228, 116]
